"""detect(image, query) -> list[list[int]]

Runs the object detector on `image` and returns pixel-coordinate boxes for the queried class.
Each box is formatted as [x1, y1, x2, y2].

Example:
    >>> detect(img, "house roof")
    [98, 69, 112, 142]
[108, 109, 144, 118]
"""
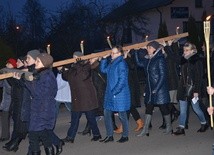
[101, 0, 175, 22]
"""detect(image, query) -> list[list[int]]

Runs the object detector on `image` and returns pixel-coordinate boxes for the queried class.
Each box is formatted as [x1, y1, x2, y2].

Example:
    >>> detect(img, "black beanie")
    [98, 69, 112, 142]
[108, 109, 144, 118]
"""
[147, 41, 160, 50]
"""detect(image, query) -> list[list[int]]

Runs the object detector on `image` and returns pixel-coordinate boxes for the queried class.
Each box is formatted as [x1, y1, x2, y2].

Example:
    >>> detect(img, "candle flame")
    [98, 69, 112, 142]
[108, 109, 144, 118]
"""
[107, 36, 110, 39]
[47, 44, 50, 47]
[81, 40, 84, 44]
[176, 27, 180, 29]
[206, 15, 211, 21]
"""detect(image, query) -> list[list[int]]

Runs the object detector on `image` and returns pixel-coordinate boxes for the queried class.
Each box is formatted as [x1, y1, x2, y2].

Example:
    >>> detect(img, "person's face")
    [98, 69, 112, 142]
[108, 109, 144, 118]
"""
[202, 44, 206, 52]
[35, 57, 44, 69]
[183, 47, 194, 57]
[26, 55, 36, 66]
[6, 63, 14, 69]
[16, 59, 24, 68]
[147, 46, 156, 56]
[111, 48, 121, 60]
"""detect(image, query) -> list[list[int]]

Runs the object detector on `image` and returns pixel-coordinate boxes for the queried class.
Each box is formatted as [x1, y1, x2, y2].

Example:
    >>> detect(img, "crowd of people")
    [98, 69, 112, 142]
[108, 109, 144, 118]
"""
[0, 39, 213, 155]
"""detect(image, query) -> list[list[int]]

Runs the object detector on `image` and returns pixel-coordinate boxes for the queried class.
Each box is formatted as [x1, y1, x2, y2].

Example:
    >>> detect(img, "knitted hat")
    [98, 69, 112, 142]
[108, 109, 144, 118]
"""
[7, 58, 17, 68]
[27, 49, 40, 60]
[73, 51, 84, 57]
[37, 53, 53, 68]
[147, 41, 160, 50]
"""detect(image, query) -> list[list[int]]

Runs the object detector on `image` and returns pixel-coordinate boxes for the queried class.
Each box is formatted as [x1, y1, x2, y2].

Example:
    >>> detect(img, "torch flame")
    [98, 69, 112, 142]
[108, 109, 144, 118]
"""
[206, 15, 211, 21]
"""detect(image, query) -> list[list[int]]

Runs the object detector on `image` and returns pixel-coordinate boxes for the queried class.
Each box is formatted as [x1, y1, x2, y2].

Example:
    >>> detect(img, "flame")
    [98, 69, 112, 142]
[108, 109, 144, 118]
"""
[107, 36, 110, 39]
[206, 15, 211, 21]
[176, 27, 180, 29]
[81, 40, 84, 44]
[47, 44, 50, 47]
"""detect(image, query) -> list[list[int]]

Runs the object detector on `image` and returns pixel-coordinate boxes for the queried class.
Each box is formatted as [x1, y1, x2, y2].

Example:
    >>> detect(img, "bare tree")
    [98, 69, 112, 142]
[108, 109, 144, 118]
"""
[21, 0, 46, 50]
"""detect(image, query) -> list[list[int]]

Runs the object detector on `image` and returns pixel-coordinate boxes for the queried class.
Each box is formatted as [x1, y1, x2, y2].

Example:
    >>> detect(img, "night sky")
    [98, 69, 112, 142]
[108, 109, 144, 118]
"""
[1, 0, 124, 20]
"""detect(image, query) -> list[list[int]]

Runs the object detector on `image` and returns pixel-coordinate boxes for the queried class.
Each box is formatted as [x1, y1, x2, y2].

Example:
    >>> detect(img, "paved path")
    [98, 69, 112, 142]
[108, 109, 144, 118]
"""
[0, 105, 213, 155]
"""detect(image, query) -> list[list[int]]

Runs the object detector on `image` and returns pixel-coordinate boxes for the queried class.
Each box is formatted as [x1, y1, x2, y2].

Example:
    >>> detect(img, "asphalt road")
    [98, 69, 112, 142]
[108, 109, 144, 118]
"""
[0, 105, 213, 155]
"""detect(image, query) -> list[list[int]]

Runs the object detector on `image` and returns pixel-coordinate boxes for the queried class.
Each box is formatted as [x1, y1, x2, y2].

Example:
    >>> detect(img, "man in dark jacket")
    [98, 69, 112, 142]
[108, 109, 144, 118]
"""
[61, 51, 101, 143]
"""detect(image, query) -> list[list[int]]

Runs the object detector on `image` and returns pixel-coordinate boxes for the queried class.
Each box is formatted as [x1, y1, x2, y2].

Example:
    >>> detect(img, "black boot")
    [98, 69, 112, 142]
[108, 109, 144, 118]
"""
[159, 116, 166, 130]
[173, 127, 185, 136]
[45, 147, 55, 155]
[91, 135, 102, 141]
[78, 122, 91, 136]
[117, 137, 128, 143]
[4, 137, 22, 152]
[55, 140, 65, 155]
[99, 136, 114, 143]
[197, 123, 209, 132]
[2, 139, 14, 149]
[171, 104, 180, 122]
[112, 113, 118, 130]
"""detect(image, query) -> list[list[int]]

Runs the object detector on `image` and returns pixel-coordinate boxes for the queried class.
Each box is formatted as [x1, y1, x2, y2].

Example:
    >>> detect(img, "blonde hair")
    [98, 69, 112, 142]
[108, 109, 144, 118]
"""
[183, 42, 197, 53]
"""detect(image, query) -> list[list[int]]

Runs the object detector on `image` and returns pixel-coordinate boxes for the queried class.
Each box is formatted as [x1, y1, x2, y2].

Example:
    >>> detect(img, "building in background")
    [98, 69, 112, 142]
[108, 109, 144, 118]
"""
[101, 0, 214, 46]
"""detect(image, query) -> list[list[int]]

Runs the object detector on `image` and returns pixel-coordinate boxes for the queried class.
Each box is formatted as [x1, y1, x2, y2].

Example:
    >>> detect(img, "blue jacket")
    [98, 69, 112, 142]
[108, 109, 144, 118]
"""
[100, 56, 131, 111]
[135, 49, 170, 105]
[25, 69, 57, 131]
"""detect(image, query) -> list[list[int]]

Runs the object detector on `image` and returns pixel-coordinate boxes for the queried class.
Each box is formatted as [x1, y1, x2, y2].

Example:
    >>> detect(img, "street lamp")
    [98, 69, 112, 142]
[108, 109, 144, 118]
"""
[15, 25, 21, 56]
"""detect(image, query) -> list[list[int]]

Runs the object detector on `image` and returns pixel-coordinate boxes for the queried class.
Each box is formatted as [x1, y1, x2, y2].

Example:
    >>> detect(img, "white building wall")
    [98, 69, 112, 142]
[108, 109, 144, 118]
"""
[132, 0, 214, 43]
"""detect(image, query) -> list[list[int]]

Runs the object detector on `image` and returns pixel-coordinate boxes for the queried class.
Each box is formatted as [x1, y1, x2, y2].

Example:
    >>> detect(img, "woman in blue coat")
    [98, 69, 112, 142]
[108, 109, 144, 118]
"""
[14, 53, 58, 155]
[134, 41, 172, 136]
[100, 46, 131, 143]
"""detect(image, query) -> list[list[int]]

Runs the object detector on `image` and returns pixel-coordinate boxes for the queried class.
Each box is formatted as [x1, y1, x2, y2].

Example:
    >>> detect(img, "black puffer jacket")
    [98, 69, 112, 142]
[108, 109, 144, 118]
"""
[135, 49, 170, 105]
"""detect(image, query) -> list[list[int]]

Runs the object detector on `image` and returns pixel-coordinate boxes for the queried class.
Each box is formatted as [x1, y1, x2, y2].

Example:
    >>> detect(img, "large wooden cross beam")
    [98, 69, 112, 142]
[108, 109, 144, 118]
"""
[0, 32, 188, 80]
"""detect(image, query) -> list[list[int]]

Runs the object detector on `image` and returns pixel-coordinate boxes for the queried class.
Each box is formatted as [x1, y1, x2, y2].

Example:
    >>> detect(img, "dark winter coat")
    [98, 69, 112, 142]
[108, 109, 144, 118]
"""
[62, 61, 98, 112]
[7, 77, 29, 134]
[135, 49, 170, 105]
[25, 69, 57, 132]
[91, 61, 106, 116]
[177, 53, 203, 101]
[0, 79, 11, 112]
[125, 56, 141, 107]
[100, 56, 131, 112]
[164, 43, 180, 91]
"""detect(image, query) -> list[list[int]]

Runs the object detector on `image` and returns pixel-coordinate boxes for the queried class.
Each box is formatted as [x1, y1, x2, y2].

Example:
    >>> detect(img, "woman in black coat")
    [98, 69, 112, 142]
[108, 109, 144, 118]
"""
[173, 42, 209, 136]
[134, 41, 172, 137]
